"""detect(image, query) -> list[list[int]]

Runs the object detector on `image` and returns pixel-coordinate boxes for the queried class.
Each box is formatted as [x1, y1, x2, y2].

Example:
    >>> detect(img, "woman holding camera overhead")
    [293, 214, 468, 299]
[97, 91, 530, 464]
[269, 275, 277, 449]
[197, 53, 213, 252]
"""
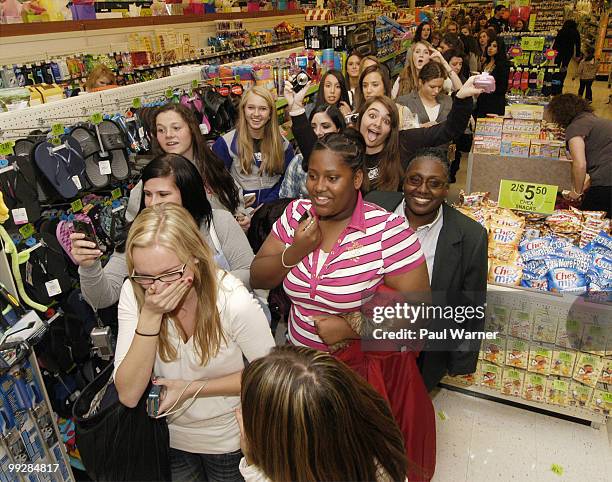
[284, 75, 481, 191]
[212, 86, 297, 208]
[115, 203, 274, 481]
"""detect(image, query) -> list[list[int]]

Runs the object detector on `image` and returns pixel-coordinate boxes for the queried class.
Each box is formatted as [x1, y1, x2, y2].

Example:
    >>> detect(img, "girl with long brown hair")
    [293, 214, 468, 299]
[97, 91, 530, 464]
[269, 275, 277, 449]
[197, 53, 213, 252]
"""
[115, 203, 274, 481]
[212, 86, 296, 207]
[238, 346, 409, 482]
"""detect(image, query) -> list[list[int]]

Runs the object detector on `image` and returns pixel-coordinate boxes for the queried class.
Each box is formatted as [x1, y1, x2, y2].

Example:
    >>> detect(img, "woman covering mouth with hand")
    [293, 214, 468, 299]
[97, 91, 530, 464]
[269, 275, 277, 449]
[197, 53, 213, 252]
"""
[213, 86, 297, 209]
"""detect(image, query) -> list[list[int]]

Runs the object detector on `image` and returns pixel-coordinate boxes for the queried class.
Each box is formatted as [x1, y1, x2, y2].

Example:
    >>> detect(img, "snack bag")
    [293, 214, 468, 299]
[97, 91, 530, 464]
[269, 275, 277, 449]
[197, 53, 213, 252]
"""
[501, 368, 524, 397]
[459, 190, 490, 207]
[483, 337, 506, 365]
[488, 260, 522, 286]
[505, 338, 528, 369]
[555, 318, 583, 349]
[572, 353, 603, 388]
[546, 378, 569, 406]
[508, 309, 533, 340]
[443, 371, 477, 386]
[545, 209, 582, 234]
[484, 304, 509, 335]
[590, 389, 612, 415]
[527, 345, 552, 375]
[551, 350, 577, 377]
[522, 373, 545, 402]
[490, 211, 525, 229]
[532, 311, 558, 343]
[488, 223, 523, 261]
[519, 236, 552, 253]
[580, 323, 607, 356]
[480, 362, 501, 390]
[568, 381, 593, 408]
[547, 267, 588, 294]
[600, 358, 612, 385]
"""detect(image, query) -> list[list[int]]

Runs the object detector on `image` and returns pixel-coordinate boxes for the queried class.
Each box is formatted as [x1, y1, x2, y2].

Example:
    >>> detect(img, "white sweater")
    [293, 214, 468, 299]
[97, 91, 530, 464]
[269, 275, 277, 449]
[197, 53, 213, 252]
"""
[115, 271, 275, 454]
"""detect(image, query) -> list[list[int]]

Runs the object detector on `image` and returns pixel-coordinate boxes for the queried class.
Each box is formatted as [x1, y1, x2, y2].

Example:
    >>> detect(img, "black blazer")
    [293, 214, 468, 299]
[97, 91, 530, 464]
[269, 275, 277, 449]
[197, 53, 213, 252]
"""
[418, 203, 488, 391]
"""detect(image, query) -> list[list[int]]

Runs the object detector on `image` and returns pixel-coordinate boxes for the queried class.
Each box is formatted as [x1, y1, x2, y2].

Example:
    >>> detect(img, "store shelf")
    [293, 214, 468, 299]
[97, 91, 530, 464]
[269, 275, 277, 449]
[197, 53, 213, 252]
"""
[441, 379, 609, 427]
[124, 39, 303, 73]
[378, 48, 407, 64]
[0, 10, 304, 37]
[276, 84, 318, 109]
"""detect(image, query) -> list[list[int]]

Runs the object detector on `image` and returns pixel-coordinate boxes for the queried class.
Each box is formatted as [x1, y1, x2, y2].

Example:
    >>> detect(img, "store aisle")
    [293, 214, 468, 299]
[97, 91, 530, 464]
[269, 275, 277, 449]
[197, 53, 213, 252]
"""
[431, 388, 611, 482]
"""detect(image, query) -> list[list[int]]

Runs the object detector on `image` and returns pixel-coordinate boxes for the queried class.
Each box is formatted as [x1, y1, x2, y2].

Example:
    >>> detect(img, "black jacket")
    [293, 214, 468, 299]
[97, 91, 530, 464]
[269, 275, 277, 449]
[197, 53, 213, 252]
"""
[417, 203, 489, 391]
[553, 27, 581, 67]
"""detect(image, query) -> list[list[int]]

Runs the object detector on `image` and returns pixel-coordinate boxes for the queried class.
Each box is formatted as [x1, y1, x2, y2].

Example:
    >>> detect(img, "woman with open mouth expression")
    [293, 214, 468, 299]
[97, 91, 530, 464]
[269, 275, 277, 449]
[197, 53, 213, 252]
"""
[213, 86, 297, 209]
[250, 129, 435, 481]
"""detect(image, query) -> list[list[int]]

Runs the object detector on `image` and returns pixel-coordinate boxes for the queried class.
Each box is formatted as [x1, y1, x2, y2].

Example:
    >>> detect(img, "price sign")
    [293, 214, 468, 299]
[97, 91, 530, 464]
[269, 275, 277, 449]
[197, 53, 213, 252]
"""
[51, 123, 64, 136]
[521, 36, 545, 51]
[0, 141, 15, 157]
[71, 199, 83, 213]
[90, 112, 103, 125]
[19, 223, 35, 239]
[498, 180, 558, 214]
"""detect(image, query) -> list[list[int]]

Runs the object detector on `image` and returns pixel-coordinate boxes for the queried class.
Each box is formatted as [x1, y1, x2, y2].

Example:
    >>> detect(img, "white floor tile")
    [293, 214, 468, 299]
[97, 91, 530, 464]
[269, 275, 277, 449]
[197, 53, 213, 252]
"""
[432, 388, 611, 482]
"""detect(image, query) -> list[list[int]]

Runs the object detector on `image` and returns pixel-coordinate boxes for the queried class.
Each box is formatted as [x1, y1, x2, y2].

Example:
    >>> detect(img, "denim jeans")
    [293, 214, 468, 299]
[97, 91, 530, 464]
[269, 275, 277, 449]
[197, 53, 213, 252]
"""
[170, 447, 244, 481]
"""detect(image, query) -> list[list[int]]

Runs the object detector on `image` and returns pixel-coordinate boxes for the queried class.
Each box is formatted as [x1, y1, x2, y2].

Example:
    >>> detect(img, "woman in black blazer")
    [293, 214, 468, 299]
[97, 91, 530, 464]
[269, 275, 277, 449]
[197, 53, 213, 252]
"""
[475, 36, 510, 117]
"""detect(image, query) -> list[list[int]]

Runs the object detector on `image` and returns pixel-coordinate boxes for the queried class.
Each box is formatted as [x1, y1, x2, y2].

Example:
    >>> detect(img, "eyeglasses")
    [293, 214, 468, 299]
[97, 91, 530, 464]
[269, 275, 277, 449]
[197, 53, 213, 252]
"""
[130, 264, 187, 286]
[405, 175, 448, 190]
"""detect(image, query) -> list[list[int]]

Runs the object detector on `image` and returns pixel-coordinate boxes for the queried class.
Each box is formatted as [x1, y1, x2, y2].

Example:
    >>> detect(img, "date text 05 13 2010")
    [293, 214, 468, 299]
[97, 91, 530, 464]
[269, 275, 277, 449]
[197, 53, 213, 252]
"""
[8, 464, 59, 473]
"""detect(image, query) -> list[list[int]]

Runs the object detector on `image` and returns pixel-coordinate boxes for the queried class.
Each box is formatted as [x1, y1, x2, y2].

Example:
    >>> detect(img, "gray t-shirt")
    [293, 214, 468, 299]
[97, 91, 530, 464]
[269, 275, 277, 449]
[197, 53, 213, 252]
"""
[564, 113, 612, 187]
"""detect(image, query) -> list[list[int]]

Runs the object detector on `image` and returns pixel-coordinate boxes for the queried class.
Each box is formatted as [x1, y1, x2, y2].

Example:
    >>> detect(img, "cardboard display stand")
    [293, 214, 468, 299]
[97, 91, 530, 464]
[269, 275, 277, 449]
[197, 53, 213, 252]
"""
[466, 152, 573, 200]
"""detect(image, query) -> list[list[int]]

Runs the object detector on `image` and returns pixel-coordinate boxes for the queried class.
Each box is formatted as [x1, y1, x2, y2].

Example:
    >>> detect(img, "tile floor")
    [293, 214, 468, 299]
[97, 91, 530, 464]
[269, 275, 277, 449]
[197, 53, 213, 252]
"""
[431, 388, 611, 481]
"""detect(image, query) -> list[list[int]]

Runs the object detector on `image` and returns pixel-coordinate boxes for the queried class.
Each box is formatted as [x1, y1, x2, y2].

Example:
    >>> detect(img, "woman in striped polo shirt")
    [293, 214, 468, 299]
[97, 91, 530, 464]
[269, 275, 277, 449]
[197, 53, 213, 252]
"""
[250, 129, 436, 481]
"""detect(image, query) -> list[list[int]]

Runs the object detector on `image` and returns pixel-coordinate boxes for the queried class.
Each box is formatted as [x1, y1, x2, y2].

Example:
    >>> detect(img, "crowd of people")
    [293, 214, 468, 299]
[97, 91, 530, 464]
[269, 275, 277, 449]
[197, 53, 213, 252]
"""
[70, 7, 612, 482]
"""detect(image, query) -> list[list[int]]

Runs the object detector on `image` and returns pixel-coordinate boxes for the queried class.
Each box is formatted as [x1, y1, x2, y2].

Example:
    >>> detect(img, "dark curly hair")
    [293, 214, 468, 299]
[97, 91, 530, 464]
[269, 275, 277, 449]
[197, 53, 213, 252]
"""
[547, 94, 594, 128]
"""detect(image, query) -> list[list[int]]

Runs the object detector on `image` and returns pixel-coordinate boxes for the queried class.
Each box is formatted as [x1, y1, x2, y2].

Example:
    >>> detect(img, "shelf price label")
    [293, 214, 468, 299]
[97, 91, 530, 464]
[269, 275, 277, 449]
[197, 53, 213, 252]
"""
[0, 141, 15, 157]
[521, 36, 545, 51]
[90, 112, 103, 125]
[498, 180, 558, 214]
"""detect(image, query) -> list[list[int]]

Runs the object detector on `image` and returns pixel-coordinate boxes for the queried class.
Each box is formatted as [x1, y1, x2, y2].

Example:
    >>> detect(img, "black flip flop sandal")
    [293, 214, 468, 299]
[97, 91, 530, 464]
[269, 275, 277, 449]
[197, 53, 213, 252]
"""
[70, 126, 110, 188]
[98, 120, 130, 180]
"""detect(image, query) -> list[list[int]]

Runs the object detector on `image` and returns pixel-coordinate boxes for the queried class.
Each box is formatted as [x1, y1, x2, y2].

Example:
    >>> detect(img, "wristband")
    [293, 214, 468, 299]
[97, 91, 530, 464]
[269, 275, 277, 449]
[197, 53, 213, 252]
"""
[281, 246, 300, 269]
[289, 107, 306, 116]
[135, 328, 160, 337]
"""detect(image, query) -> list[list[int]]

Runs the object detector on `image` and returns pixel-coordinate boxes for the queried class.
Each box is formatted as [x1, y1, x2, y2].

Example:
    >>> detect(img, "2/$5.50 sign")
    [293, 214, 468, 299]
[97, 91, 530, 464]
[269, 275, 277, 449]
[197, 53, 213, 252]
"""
[498, 179, 558, 214]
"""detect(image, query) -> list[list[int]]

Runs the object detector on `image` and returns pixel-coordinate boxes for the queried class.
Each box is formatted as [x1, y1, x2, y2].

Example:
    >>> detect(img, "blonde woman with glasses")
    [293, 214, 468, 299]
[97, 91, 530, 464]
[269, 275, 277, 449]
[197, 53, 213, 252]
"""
[114, 203, 274, 481]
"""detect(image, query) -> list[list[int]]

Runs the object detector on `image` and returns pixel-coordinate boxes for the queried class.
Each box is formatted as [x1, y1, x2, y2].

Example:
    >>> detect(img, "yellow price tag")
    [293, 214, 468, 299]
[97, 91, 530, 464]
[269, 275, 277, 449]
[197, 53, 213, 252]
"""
[0, 141, 15, 156]
[132, 97, 142, 109]
[90, 113, 103, 125]
[498, 180, 558, 214]
[165, 89, 174, 99]
[19, 223, 35, 239]
[51, 123, 64, 136]
[51, 137, 62, 146]
[111, 188, 122, 200]
[71, 199, 83, 213]
[191, 79, 199, 88]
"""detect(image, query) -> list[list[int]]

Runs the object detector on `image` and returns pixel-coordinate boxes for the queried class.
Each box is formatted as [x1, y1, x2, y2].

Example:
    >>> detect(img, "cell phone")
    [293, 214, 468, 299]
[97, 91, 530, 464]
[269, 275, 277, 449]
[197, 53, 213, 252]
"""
[299, 211, 310, 223]
[72, 220, 98, 248]
[146, 384, 166, 417]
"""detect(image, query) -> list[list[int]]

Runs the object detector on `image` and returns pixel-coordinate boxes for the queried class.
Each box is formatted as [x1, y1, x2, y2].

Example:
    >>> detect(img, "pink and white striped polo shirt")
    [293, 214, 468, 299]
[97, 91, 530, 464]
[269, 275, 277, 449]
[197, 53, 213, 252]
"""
[272, 193, 425, 351]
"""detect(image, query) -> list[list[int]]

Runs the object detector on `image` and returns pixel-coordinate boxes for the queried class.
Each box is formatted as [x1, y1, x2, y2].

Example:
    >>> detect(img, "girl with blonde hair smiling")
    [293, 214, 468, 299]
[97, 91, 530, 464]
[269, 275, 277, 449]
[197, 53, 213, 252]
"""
[114, 203, 274, 481]
[237, 346, 409, 482]
[213, 86, 296, 207]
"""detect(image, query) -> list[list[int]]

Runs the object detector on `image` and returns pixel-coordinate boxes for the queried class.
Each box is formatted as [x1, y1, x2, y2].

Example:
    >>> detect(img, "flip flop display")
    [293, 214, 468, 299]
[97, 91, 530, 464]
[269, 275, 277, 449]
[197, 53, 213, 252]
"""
[70, 126, 110, 188]
[33, 139, 86, 199]
[0, 155, 41, 230]
[98, 120, 131, 180]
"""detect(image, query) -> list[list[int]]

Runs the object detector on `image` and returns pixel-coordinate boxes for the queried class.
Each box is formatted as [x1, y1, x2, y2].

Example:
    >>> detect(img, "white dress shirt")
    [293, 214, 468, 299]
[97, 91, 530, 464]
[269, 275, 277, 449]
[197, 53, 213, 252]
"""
[394, 203, 444, 281]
